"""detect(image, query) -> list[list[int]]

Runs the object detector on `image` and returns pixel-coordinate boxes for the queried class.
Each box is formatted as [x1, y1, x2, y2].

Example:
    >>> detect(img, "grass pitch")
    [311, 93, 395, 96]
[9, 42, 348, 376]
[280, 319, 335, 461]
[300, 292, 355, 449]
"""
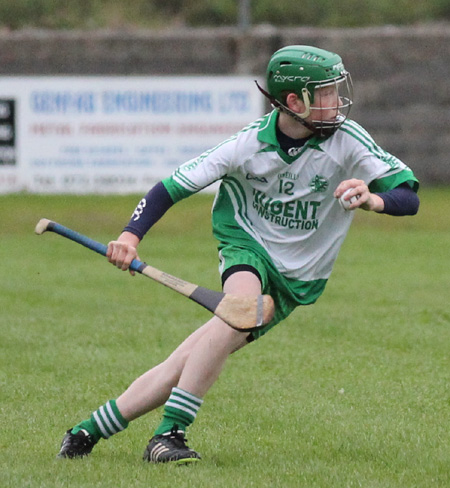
[1, 188, 449, 487]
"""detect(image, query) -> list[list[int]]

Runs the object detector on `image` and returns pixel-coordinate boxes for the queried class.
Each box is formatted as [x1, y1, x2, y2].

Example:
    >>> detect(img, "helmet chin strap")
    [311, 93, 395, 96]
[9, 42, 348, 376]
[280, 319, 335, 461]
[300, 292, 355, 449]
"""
[254, 80, 319, 135]
[297, 88, 312, 118]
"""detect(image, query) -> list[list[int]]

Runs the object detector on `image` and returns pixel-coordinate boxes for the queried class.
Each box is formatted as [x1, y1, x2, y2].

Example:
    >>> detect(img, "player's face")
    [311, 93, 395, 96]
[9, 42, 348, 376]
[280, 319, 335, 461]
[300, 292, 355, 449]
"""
[309, 84, 343, 122]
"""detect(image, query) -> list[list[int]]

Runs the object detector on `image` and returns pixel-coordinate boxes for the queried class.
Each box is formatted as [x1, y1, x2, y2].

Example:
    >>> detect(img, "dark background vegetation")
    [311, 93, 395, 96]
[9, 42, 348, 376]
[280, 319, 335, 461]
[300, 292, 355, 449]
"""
[0, 0, 449, 30]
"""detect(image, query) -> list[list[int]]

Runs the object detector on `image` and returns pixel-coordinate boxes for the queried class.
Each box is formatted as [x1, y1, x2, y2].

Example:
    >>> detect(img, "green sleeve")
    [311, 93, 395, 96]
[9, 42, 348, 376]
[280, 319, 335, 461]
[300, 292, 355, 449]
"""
[368, 169, 419, 193]
[161, 176, 196, 203]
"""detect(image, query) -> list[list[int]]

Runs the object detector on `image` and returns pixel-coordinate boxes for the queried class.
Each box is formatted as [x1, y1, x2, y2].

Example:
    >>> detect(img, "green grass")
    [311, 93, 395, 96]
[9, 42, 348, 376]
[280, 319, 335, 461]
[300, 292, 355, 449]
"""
[1, 188, 449, 487]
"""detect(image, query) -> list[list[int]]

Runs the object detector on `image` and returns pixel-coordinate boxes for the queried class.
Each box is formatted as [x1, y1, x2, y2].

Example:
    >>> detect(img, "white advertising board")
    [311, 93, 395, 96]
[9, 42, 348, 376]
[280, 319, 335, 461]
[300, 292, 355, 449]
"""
[0, 76, 263, 194]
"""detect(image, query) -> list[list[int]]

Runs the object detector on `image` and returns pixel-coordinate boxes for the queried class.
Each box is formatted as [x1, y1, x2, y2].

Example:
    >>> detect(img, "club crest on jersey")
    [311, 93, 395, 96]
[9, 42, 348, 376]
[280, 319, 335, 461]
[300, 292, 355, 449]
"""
[309, 175, 329, 193]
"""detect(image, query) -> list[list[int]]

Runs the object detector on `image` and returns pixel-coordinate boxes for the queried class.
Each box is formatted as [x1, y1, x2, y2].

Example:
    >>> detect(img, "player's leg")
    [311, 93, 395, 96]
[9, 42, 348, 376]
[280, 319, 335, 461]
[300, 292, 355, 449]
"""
[141, 314, 251, 464]
[177, 270, 259, 396]
[116, 270, 258, 418]
[58, 270, 260, 460]
[116, 320, 222, 421]
[143, 270, 262, 463]
[57, 320, 217, 459]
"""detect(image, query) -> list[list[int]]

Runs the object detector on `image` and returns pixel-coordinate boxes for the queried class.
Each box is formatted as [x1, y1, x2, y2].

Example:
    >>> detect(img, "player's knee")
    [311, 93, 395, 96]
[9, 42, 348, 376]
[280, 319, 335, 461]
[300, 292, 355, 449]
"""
[212, 318, 250, 352]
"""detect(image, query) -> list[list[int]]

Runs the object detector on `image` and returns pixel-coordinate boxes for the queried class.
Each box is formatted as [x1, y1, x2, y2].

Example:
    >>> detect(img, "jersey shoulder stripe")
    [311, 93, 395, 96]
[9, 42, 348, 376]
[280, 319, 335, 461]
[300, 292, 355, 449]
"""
[339, 120, 383, 155]
[173, 168, 201, 191]
[339, 119, 401, 169]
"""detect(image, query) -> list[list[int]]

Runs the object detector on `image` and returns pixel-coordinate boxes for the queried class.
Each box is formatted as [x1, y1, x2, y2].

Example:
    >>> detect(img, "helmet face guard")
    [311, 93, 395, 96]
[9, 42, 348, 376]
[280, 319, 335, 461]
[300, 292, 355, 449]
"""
[263, 45, 354, 137]
[305, 74, 353, 137]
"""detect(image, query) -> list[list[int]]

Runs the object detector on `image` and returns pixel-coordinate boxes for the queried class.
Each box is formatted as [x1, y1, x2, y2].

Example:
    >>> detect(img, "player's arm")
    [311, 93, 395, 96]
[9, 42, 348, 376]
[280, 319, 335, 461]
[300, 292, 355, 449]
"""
[375, 183, 419, 216]
[107, 181, 174, 272]
[107, 136, 237, 272]
[334, 180, 419, 215]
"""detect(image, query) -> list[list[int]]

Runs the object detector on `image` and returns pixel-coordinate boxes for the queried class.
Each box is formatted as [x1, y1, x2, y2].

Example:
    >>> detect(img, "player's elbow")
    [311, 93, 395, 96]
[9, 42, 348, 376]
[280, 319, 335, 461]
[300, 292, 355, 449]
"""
[408, 193, 420, 215]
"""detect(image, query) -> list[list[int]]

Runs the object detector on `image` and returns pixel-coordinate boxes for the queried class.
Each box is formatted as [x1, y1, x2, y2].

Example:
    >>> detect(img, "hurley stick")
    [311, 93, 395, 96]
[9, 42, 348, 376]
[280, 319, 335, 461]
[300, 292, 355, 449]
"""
[35, 218, 274, 331]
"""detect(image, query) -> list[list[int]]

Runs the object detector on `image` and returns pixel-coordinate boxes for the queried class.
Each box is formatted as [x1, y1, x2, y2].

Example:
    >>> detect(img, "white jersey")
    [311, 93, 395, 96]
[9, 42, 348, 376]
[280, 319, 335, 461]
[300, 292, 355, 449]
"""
[163, 111, 418, 283]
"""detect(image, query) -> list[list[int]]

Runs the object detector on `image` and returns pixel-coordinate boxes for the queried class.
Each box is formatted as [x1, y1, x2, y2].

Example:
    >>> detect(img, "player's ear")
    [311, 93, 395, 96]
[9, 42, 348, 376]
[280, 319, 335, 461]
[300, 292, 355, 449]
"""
[286, 92, 305, 113]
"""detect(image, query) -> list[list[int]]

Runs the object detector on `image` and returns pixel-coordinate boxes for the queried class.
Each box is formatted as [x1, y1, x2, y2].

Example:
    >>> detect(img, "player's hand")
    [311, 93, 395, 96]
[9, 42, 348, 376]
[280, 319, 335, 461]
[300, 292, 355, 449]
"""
[106, 232, 141, 275]
[334, 178, 384, 212]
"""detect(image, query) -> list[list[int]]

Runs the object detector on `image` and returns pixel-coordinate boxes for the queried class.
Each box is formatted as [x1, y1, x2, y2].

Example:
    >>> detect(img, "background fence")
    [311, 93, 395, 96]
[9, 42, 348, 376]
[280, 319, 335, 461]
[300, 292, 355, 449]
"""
[0, 24, 448, 187]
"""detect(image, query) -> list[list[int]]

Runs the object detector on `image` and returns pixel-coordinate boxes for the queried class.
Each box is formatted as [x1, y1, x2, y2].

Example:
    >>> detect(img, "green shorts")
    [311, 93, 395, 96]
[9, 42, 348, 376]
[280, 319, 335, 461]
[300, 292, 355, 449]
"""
[218, 244, 327, 340]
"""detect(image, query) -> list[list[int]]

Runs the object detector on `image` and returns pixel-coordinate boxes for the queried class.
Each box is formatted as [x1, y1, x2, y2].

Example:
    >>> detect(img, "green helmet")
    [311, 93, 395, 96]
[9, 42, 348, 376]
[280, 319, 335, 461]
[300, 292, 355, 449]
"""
[263, 45, 353, 136]
[267, 45, 346, 103]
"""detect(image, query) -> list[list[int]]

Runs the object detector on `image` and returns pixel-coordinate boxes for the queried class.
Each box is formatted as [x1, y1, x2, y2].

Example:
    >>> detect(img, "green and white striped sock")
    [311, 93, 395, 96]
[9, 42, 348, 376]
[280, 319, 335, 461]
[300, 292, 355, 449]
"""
[71, 399, 129, 442]
[154, 387, 203, 436]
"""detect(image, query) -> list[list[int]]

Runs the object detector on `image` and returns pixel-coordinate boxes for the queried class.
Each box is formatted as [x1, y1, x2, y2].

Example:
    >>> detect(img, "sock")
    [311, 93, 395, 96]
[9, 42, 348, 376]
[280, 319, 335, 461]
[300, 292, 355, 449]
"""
[71, 399, 129, 443]
[154, 387, 203, 436]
